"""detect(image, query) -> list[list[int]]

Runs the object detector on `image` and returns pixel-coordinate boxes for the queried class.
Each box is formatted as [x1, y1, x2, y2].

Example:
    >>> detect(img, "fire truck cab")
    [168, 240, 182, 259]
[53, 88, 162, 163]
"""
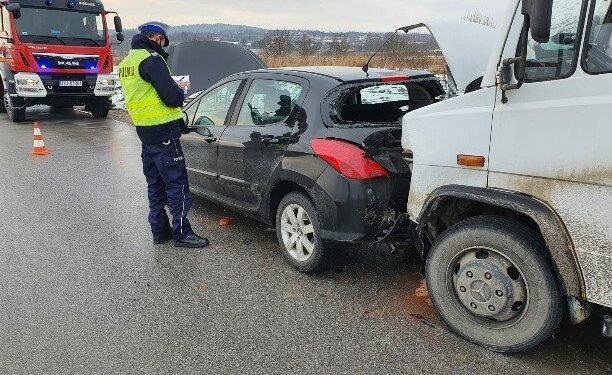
[0, 0, 123, 122]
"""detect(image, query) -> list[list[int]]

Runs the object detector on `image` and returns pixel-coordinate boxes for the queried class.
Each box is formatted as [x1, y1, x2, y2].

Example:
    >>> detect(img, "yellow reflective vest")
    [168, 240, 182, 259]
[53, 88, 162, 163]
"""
[118, 49, 183, 126]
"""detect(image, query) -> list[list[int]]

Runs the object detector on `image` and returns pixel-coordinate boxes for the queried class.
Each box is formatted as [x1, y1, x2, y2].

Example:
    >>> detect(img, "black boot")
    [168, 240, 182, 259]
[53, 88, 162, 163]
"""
[153, 228, 173, 244]
[174, 233, 210, 248]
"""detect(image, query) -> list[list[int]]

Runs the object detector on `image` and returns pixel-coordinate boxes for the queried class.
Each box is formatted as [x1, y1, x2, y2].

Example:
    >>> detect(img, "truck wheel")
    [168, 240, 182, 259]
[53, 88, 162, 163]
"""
[276, 192, 327, 274]
[0, 89, 6, 113]
[4, 93, 26, 123]
[425, 216, 563, 353]
[90, 98, 110, 119]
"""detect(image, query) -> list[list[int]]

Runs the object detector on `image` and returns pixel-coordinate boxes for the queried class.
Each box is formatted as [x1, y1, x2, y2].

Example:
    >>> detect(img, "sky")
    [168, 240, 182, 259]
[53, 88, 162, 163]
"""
[103, 0, 513, 32]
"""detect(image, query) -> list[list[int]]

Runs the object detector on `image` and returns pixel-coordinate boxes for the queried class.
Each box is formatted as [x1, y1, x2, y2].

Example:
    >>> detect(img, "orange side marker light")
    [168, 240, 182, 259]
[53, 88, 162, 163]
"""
[457, 154, 485, 168]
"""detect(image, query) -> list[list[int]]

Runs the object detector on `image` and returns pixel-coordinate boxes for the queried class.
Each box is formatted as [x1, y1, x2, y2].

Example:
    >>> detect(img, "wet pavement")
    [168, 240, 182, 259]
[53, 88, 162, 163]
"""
[0, 108, 610, 374]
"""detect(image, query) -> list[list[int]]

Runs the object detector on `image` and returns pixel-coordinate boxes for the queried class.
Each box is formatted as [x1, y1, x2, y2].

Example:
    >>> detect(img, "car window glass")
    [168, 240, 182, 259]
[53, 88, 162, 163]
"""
[523, 0, 585, 82]
[360, 84, 410, 104]
[332, 82, 434, 126]
[183, 96, 200, 126]
[583, 0, 612, 74]
[236, 80, 303, 126]
[193, 81, 241, 126]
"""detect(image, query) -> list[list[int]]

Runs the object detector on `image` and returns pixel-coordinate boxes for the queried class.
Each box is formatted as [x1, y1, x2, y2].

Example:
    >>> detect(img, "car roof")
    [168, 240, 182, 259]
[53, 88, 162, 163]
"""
[243, 66, 436, 83]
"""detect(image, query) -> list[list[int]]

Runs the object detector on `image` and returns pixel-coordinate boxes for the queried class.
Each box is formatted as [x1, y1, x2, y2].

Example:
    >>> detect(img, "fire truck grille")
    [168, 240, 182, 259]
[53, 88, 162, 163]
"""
[33, 54, 99, 70]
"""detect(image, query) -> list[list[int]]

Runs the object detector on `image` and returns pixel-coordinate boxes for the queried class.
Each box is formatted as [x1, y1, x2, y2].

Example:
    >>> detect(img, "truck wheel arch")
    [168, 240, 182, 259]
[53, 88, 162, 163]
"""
[416, 185, 585, 298]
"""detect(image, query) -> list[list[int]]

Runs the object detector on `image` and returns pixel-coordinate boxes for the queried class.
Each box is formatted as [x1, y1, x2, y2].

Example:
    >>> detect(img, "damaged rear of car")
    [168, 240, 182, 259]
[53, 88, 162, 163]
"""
[181, 66, 443, 273]
[315, 70, 444, 246]
[267, 67, 444, 272]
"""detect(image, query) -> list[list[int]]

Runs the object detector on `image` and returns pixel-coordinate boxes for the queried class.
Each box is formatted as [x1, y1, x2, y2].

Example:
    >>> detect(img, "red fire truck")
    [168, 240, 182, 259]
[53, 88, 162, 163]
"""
[0, 0, 123, 122]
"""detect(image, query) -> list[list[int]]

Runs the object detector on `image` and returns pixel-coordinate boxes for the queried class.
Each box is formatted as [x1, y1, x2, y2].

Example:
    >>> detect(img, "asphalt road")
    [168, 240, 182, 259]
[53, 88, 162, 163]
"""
[0, 108, 610, 375]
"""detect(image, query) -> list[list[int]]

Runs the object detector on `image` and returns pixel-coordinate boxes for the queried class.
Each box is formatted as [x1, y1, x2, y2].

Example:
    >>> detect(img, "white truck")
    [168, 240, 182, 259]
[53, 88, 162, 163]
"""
[401, 0, 612, 352]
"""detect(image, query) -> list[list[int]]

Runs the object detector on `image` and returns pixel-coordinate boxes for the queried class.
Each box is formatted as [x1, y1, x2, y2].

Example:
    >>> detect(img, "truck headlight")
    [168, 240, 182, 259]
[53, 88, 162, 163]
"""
[14, 73, 47, 97]
[94, 74, 117, 96]
[16, 79, 39, 86]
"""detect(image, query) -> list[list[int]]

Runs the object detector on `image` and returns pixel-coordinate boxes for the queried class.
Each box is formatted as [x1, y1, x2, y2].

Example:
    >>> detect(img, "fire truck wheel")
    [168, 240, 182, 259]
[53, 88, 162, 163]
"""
[4, 93, 26, 123]
[90, 98, 110, 119]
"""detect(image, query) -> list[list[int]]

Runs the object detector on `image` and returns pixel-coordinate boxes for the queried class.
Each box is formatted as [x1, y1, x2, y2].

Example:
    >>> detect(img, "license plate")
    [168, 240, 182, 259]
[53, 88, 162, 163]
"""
[59, 81, 83, 87]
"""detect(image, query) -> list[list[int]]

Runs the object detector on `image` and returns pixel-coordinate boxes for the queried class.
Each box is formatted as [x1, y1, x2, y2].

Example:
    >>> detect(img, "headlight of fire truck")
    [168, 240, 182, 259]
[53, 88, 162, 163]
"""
[14, 73, 47, 97]
[94, 74, 117, 96]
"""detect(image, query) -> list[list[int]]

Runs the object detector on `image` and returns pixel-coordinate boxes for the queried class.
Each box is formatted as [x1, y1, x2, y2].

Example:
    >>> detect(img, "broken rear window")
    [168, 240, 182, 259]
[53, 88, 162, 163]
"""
[326, 82, 436, 127]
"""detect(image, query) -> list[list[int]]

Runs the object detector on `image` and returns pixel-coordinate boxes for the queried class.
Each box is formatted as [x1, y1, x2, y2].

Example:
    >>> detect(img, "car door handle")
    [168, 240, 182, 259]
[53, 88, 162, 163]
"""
[262, 137, 279, 144]
[262, 136, 289, 145]
[204, 136, 217, 144]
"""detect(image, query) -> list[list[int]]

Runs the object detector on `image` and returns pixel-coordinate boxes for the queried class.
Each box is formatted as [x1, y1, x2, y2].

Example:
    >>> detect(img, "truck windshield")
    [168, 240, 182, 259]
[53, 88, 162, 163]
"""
[14, 7, 106, 47]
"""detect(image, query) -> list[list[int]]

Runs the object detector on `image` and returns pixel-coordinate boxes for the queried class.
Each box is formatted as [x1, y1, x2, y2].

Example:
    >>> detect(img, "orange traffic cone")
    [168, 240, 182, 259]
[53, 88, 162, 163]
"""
[31, 122, 50, 156]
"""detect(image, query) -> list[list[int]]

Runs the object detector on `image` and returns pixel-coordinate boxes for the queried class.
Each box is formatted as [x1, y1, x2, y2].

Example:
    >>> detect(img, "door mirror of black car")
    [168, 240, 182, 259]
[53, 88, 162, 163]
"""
[523, 0, 553, 43]
[114, 16, 123, 33]
[196, 126, 213, 137]
[6, 3, 21, 19]
[194, 115, 215, 127]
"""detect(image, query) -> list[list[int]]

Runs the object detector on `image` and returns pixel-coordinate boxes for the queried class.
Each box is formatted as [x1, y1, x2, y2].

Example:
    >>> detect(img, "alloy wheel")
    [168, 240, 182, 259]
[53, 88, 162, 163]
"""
[280, 203, 316, 262]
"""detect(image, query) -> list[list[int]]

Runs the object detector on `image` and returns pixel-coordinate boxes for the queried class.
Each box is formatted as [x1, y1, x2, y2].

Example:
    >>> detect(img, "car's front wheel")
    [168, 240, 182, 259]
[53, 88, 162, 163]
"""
[276, 192, 326, 273]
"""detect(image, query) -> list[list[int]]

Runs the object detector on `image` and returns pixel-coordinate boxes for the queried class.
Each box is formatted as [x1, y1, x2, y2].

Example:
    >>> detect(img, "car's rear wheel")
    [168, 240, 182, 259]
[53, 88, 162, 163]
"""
[425, 216, 563, 353]
[276, 192, 326, 273]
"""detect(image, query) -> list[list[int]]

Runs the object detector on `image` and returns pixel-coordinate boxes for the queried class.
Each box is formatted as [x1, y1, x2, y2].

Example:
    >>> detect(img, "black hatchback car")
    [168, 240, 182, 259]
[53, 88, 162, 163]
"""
[181, 66, 443, 272]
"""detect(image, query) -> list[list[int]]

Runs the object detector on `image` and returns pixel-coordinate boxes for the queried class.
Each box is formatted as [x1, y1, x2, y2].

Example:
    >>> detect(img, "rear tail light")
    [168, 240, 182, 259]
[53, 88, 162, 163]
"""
[310, 138, 388, 180]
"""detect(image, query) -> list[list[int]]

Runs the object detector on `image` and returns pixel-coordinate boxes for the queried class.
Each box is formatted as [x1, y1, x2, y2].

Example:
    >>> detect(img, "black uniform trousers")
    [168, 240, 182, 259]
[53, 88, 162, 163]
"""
[141, 138, 193, 240]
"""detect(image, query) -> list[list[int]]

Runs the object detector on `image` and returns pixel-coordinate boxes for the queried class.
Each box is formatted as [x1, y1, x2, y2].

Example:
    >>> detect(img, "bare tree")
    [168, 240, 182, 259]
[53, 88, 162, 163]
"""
[262, 30, 293, 57]
[297, 33, 317, 57]
[462, 12, 497, 28]
[326, 33, 350, 56]
[362, 33, 384, 52]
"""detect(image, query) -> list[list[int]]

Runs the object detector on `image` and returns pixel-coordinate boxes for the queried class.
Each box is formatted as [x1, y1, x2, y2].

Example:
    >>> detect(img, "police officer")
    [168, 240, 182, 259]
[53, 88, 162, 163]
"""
[118, 22, 209, 248]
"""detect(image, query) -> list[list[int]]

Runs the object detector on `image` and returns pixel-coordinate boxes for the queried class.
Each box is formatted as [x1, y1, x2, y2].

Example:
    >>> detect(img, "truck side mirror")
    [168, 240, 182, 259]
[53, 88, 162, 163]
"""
[114, 16, 123, 33]
[116, 32, 125, 42]
[523, 0, 553, 43]
[6, 3, 21, 19]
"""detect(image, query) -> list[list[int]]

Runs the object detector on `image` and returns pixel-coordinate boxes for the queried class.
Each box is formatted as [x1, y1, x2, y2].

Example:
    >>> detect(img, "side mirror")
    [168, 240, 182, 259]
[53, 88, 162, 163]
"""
[116, 32, 125, 42]
[6, 3, 21, 19]
[499, 65, 513, 87]
[523, 0, 553, 43]
[114, 16, 123, 33]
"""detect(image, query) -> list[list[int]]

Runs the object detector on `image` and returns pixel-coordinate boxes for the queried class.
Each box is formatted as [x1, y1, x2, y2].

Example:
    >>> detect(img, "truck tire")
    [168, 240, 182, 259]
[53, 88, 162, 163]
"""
[0, 91, 6, 113]
[275, 192, 327, 274]
[90, 98, 110, 119]
[4, 92, 26, 123]
[425, 216, 563, 353]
